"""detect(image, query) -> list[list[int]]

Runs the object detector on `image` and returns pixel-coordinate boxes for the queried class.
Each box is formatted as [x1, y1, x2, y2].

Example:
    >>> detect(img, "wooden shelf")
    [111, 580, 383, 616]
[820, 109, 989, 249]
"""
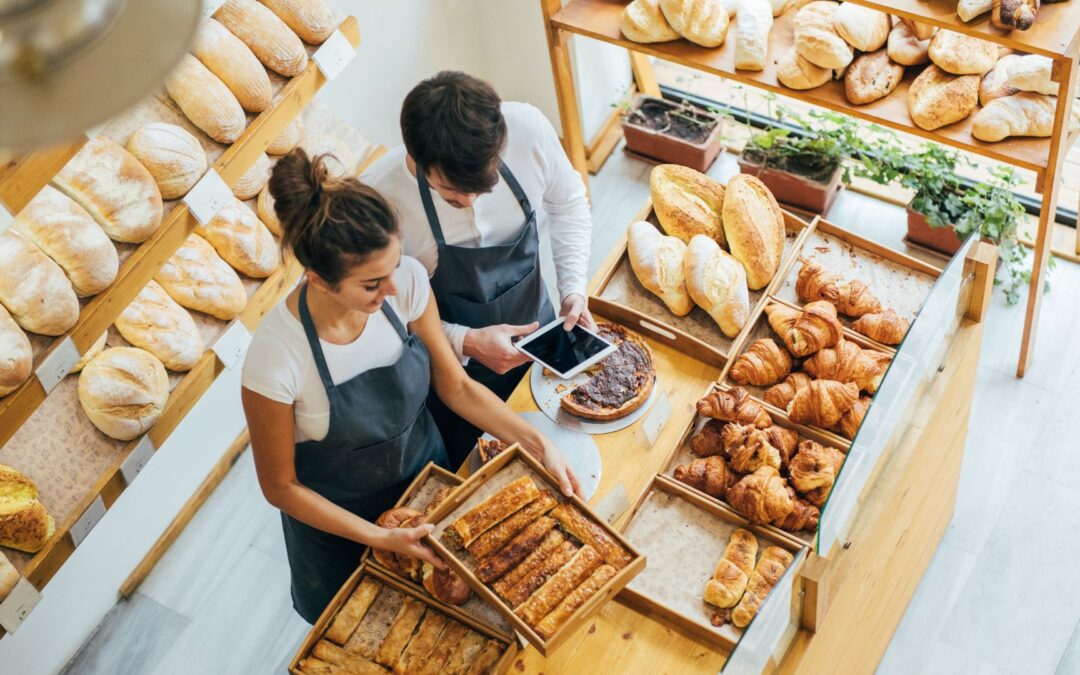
[552, 0, 1054, 175]
[0, 139, 88, 214]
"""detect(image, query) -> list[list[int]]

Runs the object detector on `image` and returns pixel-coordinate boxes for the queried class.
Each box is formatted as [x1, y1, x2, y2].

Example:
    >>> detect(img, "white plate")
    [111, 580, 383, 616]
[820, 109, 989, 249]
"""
[528, 362, 658, 435]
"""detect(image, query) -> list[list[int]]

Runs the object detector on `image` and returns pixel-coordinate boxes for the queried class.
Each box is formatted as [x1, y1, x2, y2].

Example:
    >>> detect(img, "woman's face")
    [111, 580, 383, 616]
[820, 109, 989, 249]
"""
[313, 236, 401, 314]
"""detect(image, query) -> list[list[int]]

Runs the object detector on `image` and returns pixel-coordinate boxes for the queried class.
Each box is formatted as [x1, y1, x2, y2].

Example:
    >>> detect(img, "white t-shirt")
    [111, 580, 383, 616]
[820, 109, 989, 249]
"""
[241, 256, 430, 443]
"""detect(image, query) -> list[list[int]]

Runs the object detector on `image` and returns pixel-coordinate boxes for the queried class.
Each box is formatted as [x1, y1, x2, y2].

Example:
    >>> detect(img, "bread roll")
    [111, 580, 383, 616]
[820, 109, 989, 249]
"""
[78, 347, 169, 441]
[215, 0, 309, 77]
[794, 2, 851, 70]
[777, 47, 832, 90]
[0, 305, 31, 397]
[844, 49, 904, 105]
[12, 185, 118, 296]
[684, 234, 750, 337]
[928, 30, 998, 75]
[267, 115, 304, 155]
[902, 18, 937, 41]
[722, 174, 785, 291]
[71, 332, 108, 374]
[260, 0, 336, 45]
[621, 0, 680, 43]
[257, 185, 283, 236]
[193, 18, 273, 113]
[126, 123, 208, 200]
[735, 0, 773, 71]
[958, 0, 993, 21]
[972, 92, 1056, 142]
[659, 0, 730, 48]
[0, 551, 17, 602]
[908, 65, 980, 130]
[166, 54, 247, 145]
[116, 281, 205, 371]
[155, 234, 247, 320]
[981, 55, 1022, 105]
[650, 164, 726, 245]
[195, 197, 280, 278]
[831, 3, 889, 52]
[232, 152, 272, 200]
[887, 20, 930, 66]
[0, 464, 55, 553]
[52, 137, 164, 244]
[0, 231, 79, 336]
[1006, 55, 1056, 95]
[627, 221, 694, 316]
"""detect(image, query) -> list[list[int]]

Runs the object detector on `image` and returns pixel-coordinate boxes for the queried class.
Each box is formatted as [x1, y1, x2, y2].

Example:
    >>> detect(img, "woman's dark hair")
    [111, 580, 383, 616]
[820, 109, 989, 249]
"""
[269, 149, 399, 286]
[400, 71, 507, 194]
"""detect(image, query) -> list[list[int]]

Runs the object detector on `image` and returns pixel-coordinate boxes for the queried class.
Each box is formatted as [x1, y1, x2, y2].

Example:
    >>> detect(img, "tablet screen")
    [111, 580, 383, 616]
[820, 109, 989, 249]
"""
[517, 324, 613, 376]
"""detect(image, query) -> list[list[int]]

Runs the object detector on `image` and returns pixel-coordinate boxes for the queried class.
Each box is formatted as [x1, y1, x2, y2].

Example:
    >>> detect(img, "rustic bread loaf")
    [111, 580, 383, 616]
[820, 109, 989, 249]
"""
[627, 220, 694, 316]
[972, 92, 1056, 141]
[793, 2, 852, 70]
[215, 0, 309, 77]
[1006, 54, 1056, 95]
[659, 0, 731, 48]
[831, 3, 889, 52]
[166, 54, 247, 145]
[621, 0, 681, 42]
[844, 49, 904, 105]
[777, 46, 833, 90]
[980, 54, 1021, 105]
[154, 234, 248, 320]
[908, 65, 980, 130]
[232, 152, 272, 200]
[0, 230, 79, 336]
[0, 464, 55, 553]
[193, 18, 273, 114]
[257, 185, 283, 236]
[0, 305, 31, 397]
[116, 280, 205, 371]
[78, 347, 169, 441]
[684, 234, 750, 337]
[650, 164, 726, 245]
[722, 174, 785, 291]
[267, 115, 304, 155]
[126, 123, 208, 200]
[958, 0, 993, 21]
[887, 19, 931, 66]
[928, 30, 998, 75]
[195, 197, 280, 278]
[735, 0, 773, 71]
[260, 0, 337, 44]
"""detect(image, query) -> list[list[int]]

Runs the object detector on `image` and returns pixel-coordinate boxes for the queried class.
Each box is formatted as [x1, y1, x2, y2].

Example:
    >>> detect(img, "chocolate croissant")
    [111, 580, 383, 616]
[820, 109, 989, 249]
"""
[697, 387, 771, 428]
[721, 424, 782, 474]
[787, 379, 859, 430]
[729, 338, 793, 387]
[673, 455, 739, 498]
[762, 425, 799, 471]
[852, 308, 909, 345]
[795, 258, 841, 306]
[725, 466, 794, 525]
[690, 419, 726, 458]
[789, 440, 846, 500]
[834, 395, 871, 440]
[801, 340, 888, 394]
[765, 301, 843, 357]
[836, 279, 883, 318]
[763, 372, 811, 410]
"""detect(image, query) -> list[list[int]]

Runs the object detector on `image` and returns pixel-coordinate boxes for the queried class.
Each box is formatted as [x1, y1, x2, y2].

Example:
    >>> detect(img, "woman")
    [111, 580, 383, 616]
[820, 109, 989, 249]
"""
[241, 150, 579, 623]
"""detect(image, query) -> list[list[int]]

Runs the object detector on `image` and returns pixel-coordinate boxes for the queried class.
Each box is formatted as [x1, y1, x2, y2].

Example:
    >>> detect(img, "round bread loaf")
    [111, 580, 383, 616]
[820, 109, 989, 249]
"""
[928, 30, 998, 76]
[844, 49, 904, 105]
[980, 55, 1022, 106]
[620, 0, 680, 43]
[887, 21, 931, 67]
[649, 164, 726, 246]
[233, 152, 272, 201]
[0, 230, 79, 336]
[660, 0, 730, 48]
[0, 464, 55, 553]
[0, 305, 32, 397]
[78, 347, 169, 441]
[127, 123, 208, 200]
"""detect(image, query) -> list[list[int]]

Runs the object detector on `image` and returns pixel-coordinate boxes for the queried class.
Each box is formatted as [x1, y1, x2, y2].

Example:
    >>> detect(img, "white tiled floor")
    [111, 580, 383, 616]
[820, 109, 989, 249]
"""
[63, 145, 1080, 675]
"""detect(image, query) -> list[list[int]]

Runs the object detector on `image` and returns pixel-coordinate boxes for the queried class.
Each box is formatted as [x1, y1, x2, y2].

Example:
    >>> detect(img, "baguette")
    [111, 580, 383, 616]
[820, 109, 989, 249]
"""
[722, 174, 785, 290]
[0, 230, 79, 336]
[215, 0, 309, 77]
[115, 280, 205, 372]
[195, 196, 280, 278]
[550, 502, 632, 569]
[260, 0, 337, 44]
[154, 234, 248, 320]
[0, 306, 31, 397]
[683, 234, 749, 338]
[192, 18, 273, 113]
[126, 123, 208, 200]
[165, 54, 247, 145]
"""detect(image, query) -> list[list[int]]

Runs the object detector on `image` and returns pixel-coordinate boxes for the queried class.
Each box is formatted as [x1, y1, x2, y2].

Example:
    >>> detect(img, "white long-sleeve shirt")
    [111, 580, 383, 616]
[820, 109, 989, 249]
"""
[361, 101, 591, 361]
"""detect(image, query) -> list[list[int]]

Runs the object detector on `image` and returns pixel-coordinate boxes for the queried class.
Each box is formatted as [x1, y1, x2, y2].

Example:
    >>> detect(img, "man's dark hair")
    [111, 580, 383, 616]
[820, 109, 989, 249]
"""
[400, 71, 507, 194]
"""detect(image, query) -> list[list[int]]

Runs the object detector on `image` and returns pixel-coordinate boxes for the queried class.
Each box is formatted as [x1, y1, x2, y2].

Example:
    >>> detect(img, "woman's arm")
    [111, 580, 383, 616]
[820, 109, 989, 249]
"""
[410, 296, 582, 498]
[241, 387, 444, 566]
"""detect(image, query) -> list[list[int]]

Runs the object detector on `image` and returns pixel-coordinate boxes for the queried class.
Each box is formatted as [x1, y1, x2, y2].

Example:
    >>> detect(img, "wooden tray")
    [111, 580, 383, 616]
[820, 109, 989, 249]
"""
[589, 204, 811, 369]
[423, 444, 646, 655]
[617, 476, 806, 650]
[290, 562, 517, 675]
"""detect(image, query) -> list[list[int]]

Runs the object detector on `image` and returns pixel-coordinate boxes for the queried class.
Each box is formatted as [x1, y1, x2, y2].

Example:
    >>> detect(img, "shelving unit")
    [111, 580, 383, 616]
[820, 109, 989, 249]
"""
[540, 0, 1080, 376]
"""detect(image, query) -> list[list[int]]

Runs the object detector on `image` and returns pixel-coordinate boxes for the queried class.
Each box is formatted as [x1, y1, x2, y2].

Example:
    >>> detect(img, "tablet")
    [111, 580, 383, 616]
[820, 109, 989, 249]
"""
[514, 318, 618, 379]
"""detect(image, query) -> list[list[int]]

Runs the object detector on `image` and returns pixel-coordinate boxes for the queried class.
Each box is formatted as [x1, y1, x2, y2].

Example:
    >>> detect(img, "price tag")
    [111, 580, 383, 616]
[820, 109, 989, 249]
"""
[0, 578, 43, 634]
[312, 29, 356, 81]
[34, 337, 81, 394]
[641, 391, 672, 446]
[201, 0, 226, 18]
[183, 168, 231, 225]
[69, 495, 106, 548]
[593, 483, 629, 526]
[0, 200, 13, 235]
[120, 435, 156, 485]
[213, 320, 252, 370]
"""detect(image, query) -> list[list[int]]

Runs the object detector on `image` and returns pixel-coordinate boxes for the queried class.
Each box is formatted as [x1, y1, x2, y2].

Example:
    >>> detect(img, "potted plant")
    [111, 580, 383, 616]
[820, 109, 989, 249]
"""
[619, 94, 724, 172]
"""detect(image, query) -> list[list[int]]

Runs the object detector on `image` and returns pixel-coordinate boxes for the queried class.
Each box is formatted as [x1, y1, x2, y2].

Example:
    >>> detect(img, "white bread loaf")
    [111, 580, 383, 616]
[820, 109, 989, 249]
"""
[260, 0, 337, 45]
[735, 0, 773, 71]
[958, 0, 993, 22]
[721, 174, 785, 291]
[776, 46, 832, 90]
[0, 231, 79, 336]
[0, 305, 32, 397]
[650, 164, 726, 245]
[928, 30, 998, 75]
[257, 185, 283, 236]
[972, 92, 1056, 142]
[845, 49, 904, 105]
[267, 115, 304, 155]
[909, 65, 980, 130]
[126, 123, 208, 200]
[193, 18, 273, 113]
[1006, 55, 1056, 95]
[659, 0, 730, 48]
[831, 3, 889, 52]
[166, 54, 247, 145]
[887, 21, 931, 67]
[621, 0, 681, 43]
[794, 2, 852, 70]
[70, 332, 108, 374]
[684, 234, 749, 338]
[78, 347, 168, 441]
[51, 137, 164, 244]
[195, 197, 280, 278]
[215, 0, 309, 77]
[0, 551, 18, 602]
[627, 221, 694, 316]
[12, 185, 118, 297]
[981, 55, 1021, 105]
[155, 234, 247, 320]
[0, 465, 55, 553]
[232, 152, 272, 200]
[116, 280, 205, 371]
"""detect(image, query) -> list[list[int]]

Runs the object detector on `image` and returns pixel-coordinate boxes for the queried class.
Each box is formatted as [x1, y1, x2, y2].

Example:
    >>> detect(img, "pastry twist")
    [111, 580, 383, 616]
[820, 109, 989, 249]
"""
[765, 300, 843, 356]
[852, 308, 909, 345]
[704, 528, 758, 609]
[697, 387, 771, 428]
[787, 379, 859, 429]
[730, 338, 794, 386]
[725, 466, 793, 524]
[732, 546, 794, 628]
[721, 424, 782, 474]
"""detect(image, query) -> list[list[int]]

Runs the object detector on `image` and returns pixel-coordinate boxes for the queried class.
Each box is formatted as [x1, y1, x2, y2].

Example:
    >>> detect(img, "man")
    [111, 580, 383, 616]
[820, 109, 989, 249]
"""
[363, 71, 594, 466]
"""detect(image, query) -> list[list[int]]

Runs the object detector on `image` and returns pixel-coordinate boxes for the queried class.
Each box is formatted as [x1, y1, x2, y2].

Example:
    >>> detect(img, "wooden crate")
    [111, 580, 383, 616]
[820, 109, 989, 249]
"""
[423, 444, 646, 655]
[617, 476, 807, 650]
[290, 562, 517, 675]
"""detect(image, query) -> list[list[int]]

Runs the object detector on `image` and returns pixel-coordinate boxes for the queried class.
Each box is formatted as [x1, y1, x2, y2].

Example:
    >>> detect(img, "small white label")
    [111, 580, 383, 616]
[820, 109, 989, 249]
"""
[641, 391, 672, 446]
[201, 0, 226, 18]
[34, 337, 81, 394]
[213, 320, 252, 370]
[0, 578, 43, 634]
[593, 483, 630, 526]
[183, 169, 231, 225]
[312, 29, 355, 81]
[69, 495, 106, 548]
[0, 200, 13, 235]
[120, 435, 156, 485]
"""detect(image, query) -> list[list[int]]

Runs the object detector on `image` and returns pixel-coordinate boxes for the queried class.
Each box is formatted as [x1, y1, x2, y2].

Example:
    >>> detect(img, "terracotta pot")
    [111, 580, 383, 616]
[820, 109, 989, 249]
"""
[905, 205, 964, 256]
[737, 156, 843, 213]
[620, 95, 724, 173]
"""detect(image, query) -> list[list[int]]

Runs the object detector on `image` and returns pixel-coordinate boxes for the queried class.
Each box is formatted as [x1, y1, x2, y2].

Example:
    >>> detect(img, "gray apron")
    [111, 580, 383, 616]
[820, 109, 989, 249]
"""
[281, 284, 447, 623]
[418, 161, 555, 464]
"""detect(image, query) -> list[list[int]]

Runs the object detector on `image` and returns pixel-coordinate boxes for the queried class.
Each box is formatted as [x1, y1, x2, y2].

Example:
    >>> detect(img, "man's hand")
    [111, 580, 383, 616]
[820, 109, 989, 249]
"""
[560, 293, 597, 331]
[463, 322, 538, 374]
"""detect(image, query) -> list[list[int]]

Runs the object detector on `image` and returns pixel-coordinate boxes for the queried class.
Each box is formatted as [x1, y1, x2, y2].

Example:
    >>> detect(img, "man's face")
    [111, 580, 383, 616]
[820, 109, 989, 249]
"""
[425, 165, 490, 209]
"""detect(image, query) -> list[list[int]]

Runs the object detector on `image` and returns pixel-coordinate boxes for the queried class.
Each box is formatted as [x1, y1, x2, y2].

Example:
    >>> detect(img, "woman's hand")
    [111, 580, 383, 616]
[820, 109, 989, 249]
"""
[375, 523, 447, 569]
[530, 438, 583, 499]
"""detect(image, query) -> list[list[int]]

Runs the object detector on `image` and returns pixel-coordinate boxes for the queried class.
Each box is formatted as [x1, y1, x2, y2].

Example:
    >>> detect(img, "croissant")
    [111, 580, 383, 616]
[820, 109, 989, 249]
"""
[763, 372, 811, 410]
[801, 340, 888, 394]
[722, 424, 782, 474]
[732, 546, 794, 628]
[765, 301, 843, 357]
[834, 396, 871, 440]
[795, 258, 841, 305]
[852, 308, 909, 345]
[697, 387, 771, 428]
[725, 466, 793, 525]
[771, 490, 821, 532]
[690, 419, 726, 457]
[673, 455, 739, 498]
[787, 379, 859, 429]
[729, 338, 793, 387]
[704, 528, 758, 609]
[762, 425, 799, 470]
[789, 440, 846, 494]
[836, 279, 883, 318]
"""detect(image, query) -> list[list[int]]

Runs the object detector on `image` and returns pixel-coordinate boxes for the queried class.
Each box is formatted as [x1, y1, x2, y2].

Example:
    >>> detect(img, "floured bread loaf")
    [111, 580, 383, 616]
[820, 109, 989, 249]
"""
[233, 152, 272, 200]
[887, 21, 931, 67]
[684, 234, 749, 337]
[301, 133, 356, 176]
[0, 230, 79, 336]
[116, 280, 205, 371]
[972, 92, 1056, 142]
[193, 18, 273, 113]
[78, 347, 169, 441]
[831, 3, 889, 52]
[0, 305, 31, 397]
[1006, 55, 1056, 95]
[155, 234, 248, 320]
[660, 0, 730, 48]
[722, 174, 785, 291]
[627, 220, 694, 316]
[621, 0, 680, 43]
[260, 0, 337, 45]
[257, 185, 283, 236]
[126, 123, 208, 200]
[267, 115, 304, 155]
[195, 197, 281, 278]
[928, 30, 998, 75]
[794, 2, 852, 70]
[981, 55, 1021, 105]
[166, 54, 247, 145]
[909, 65, 979, 130]
[215, 0, 309, 77]
[777, 46, 832, 90]
[735, 0, 773, 71]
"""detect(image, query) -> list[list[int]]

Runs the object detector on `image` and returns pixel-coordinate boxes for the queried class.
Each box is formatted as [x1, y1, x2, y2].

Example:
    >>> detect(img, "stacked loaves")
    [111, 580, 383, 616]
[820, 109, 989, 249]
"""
[703, 528, 793, 630]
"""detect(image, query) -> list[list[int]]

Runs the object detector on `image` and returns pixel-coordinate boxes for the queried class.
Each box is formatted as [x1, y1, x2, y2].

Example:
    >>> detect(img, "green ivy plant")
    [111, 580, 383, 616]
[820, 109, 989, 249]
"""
[743, 108, 869, 185]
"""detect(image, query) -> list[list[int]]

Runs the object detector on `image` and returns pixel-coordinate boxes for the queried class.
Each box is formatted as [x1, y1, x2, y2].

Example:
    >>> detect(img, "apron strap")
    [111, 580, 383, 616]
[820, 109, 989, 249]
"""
[416, 164, 447, 247]
[380, 301, 409, 341]
[497, 160, 534, 221]
[298, 283, 336, 391]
